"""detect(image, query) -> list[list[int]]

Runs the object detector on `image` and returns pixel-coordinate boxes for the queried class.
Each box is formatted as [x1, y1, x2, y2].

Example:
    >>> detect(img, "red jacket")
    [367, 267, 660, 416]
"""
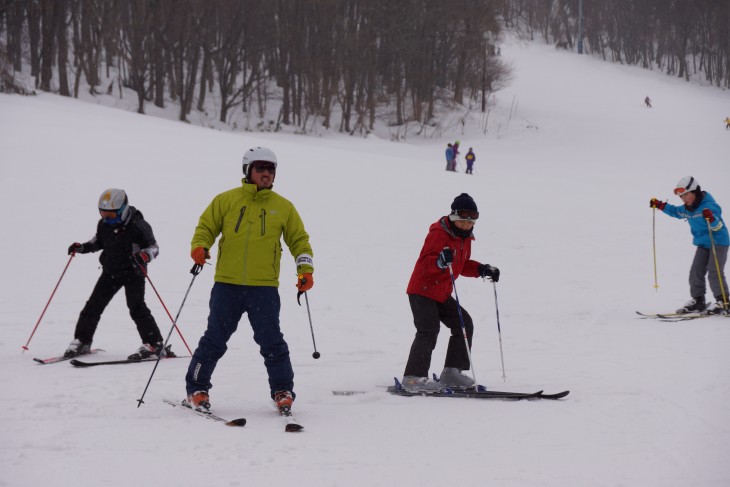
[406, 217, 481, 303]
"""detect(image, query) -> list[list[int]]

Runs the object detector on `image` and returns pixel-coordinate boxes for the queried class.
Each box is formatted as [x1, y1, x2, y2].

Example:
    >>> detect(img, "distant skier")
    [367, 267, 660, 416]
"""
[64, 189, 173, 360]
[644, 96, 652, 108]
[465, 148, 476, 174]
[452, 140, 461, 171]
[724, 117, 730, 129]
[650, 176, 729, 315]
[401, 193, 500, 392]
[445, 143, 454, 171]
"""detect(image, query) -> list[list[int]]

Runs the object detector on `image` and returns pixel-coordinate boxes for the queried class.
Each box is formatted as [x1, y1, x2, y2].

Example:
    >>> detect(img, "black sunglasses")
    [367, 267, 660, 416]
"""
[253, 164, 276, 174]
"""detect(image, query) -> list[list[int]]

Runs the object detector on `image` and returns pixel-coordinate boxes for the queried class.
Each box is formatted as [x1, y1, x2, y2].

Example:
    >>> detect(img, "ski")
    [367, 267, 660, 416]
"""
[70, 355, 186, 367]
[389, 378, 569, 400]
[274, 403, 303, 432]
[33, 348, 104, 365]
[163, 398, 246, 427]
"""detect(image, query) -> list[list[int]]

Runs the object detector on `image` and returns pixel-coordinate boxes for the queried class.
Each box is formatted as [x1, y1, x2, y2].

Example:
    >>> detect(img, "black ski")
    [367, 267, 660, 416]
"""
[163, 398, 246, 427]
[33, 348, 104, 365]
[70, 355, 186, 367]
[389, 378, 569, 400]
[636, 311, 723, 322]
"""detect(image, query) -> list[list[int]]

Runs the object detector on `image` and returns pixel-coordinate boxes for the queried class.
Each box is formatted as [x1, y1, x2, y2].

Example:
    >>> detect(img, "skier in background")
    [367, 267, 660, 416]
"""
[644, 96, 652, 108]
[401, 193, 500, 392]
[64, 189, 172, 360]
[650, 176, 729, 315]
[465, 148, 476, 174]
[724, 116, 730, 130]
[185, 146, 314, 415]
[445, 143, 454, 171]
[452, 140, 461, 171]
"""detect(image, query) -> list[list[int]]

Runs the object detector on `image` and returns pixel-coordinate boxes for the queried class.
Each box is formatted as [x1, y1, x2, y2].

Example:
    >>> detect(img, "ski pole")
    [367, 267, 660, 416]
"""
[22, 252, 76, 352]
[297, 287, 320, 359]
[652, 208, 659, 290]
[137, 264, 202, 407]
[447, 263, 478, 387]
[706, 218, 728, 307]
[487, 279, 507, 382]
[135, 260, 193, 356]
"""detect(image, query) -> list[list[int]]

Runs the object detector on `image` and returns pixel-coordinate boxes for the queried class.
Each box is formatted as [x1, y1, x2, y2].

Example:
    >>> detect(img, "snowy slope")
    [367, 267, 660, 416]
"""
[1, 39, 730, 487]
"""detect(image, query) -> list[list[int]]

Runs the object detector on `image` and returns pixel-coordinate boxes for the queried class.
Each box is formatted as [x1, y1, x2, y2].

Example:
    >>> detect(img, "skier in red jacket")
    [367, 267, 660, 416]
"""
[402, 193, 500, 392]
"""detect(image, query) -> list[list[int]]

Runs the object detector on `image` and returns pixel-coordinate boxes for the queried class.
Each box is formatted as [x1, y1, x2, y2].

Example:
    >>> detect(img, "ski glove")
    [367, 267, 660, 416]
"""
[649, 198, 666, 211]
[437, 248, 454, 269]
[478, 264, 500, 282]
[297, 273, 314, 292]
[191, 247, 210, 265]
[133, 251, 150, 266]
[703, 208, 715, 223]
[68, 242, 85, 255]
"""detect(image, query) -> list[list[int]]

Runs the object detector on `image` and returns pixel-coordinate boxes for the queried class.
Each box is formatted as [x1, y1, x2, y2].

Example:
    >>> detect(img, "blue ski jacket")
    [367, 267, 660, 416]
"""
[662, 192, 729, 248]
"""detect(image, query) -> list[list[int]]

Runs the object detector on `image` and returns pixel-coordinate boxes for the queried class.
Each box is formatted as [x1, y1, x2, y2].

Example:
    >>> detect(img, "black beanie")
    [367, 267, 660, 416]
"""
[451, 193, 478, 212]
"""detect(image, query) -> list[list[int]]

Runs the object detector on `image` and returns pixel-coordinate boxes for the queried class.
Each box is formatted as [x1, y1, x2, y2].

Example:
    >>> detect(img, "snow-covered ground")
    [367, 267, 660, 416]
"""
[1, 38, 729, 487]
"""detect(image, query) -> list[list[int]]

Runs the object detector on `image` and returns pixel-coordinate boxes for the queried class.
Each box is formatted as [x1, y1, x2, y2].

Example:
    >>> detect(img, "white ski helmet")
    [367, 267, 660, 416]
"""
[242, 146, 278, 179]
[674, 176, 699, 196]
[98, 188, 129, 221]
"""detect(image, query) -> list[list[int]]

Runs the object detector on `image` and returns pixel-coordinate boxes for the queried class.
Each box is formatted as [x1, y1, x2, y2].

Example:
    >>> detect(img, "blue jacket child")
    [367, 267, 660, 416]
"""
[651, 176, 729, 314]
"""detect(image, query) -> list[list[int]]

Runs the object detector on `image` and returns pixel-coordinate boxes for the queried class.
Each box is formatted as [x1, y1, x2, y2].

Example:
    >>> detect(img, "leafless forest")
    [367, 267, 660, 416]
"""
[1, 1, 728, 134]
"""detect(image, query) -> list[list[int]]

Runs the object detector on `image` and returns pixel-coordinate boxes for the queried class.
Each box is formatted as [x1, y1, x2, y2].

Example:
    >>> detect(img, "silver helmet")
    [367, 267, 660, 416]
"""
[242, 146, 278, 180]
[98, 188, 129, 223]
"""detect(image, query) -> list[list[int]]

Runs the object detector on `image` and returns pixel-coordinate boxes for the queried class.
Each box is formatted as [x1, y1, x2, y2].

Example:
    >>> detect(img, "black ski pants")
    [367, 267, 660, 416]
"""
[403, 294, 473, 377]
[74, 271, 162, 345]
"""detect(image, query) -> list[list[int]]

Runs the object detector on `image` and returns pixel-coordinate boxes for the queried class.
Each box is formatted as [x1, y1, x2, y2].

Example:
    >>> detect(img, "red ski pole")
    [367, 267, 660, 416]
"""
[22, 252, 76, 352]
[135, 261, 193, 355]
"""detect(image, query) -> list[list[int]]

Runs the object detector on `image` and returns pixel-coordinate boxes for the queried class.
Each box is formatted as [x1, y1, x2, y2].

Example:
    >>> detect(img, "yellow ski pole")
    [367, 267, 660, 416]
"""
[652, 208, 659, 290]
[706, 218, 728, 307]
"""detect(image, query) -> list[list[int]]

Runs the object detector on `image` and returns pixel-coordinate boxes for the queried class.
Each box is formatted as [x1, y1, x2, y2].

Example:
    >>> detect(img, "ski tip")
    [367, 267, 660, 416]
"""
[225, 418, 247, 427]
[285, 423, 304, 432]
[32, 358, 46, 364]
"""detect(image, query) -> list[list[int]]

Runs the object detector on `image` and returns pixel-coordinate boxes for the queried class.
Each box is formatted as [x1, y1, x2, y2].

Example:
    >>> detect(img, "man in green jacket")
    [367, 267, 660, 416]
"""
[185, 146, 314, 414]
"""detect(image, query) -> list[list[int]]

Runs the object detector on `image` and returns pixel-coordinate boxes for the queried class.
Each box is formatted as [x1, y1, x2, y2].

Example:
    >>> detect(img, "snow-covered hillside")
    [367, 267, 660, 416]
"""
[1, 38, 729, 487]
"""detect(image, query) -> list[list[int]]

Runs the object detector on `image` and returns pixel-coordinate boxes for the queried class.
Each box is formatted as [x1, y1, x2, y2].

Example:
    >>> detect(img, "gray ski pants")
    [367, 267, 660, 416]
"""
[689, 245, 728, 301]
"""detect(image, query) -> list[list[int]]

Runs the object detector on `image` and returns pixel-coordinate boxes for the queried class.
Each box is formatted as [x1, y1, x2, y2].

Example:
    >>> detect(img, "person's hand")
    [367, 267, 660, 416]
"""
[296, 273, 314, 292]
[703, 208, 715, 223]
[650, 198, 666, 210]
[191, 247, 210, 265]
[133, 251, 150, 266]
[478, 264, 500, 282]
[437, 248, 454, 269]
[68, 242, 84, 255]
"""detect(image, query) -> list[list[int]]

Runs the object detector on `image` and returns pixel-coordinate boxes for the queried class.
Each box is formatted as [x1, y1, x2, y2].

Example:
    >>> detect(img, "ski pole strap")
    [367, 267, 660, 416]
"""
[297, 291, 304, 306]
[190, 264, 203, 275]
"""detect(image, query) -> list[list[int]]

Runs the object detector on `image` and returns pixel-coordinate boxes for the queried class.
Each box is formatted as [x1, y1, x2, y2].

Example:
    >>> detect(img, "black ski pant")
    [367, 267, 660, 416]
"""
[403, 294, 473, 377]
[74, 271, 162, 345]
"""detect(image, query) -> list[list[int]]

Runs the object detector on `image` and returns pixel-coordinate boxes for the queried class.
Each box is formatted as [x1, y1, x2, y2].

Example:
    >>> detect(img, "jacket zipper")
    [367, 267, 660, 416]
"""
[235, 206, 246, 233]
[260, 208, 266, 236]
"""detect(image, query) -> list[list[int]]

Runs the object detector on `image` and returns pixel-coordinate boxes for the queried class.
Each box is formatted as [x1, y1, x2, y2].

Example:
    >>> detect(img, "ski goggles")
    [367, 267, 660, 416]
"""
[99, 204, 126, 224]
[253, 163, 276, 174]
[451, 209, 479, 221]
[674, 177, 695, 196]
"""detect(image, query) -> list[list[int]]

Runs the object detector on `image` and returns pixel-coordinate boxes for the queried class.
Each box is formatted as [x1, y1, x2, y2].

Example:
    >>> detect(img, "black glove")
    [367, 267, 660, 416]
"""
[68, 242, 85, 255]
[478, 264, 500, 282]
[437, 248, 454, 269]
